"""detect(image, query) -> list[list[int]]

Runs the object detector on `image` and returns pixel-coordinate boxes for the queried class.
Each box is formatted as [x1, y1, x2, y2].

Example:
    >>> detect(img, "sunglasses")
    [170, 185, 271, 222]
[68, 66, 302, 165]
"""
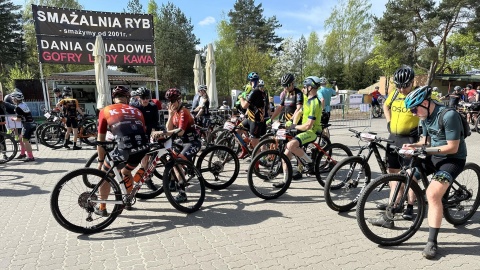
[282, 83, 290, 87]
[410, 104, 427, 114]
[396, 82, 411, 89]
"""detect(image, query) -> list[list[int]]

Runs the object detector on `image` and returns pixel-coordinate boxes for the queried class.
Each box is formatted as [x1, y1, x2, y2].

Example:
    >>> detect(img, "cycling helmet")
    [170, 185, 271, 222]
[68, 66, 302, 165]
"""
[393, 66, 415, 87]
[222, 100, 227, 105]
[466, 84, 473, 89]
[136, 87, 150, 98]
[14, 88, 22, 93]
[62, 86, 72, 95]
[454, 86, 462, 92]
[280, 73, 295, 86]
[258, 79, 265, 86]
[130, 89, 138, 97]
[319, 77, 328, 85]
[404, 85, 432, 109]
[112, 85, 131, 99]
[432, 87, 438, 92]
[302, 76, 322, 88]
[53, 88, 61, 93]
[247, 72, 259, 82]
[165, 88, 182, 101]
[197, 84, 207, 92]
[10, 92, 24, 101]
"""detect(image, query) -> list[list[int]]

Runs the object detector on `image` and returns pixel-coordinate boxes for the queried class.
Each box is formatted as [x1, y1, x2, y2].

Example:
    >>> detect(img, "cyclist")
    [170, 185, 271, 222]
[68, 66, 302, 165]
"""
[95, 86, 150, 215]
[274, 76, 323, 188]
[317, 77, 338, 134]
[235, 72, 258, 114]
[192, 85, 210, 127]
[466, 84, 477, 103]
[129, 89, 140, 107]
[130, 87, 160, 183]
[402, 86, 467, 259]
[56, 86, 84, 150]
[431, 87, 442, 101]
[444, 86, 462, 108]
[151, 88, 201, 203]
[370, 86, 382, 107]
[53, 88, 63, 104]
[219, 101, 230, 111]
[238, 72, 269, 152]
[0, 89, 9, 160]
[374, 65, 419, 221]
[269, 73, 303, 125]
[11, 92, 36, 162]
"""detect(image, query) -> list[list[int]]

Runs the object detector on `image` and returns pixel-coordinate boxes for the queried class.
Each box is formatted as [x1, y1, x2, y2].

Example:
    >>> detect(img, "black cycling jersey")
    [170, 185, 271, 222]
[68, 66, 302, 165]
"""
[247, 88, 268, 122]
[132, 101, 160, 136]
[280, 88, 303, 121]
[15, 103, 34, 123]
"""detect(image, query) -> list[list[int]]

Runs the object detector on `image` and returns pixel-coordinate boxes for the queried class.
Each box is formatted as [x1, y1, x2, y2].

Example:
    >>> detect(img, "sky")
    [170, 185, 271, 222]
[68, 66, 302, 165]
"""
[14, 0, 390, 47]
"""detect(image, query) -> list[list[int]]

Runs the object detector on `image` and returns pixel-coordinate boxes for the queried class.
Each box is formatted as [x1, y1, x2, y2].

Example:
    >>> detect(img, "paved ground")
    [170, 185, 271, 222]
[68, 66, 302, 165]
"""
[1, 118, 479, 270]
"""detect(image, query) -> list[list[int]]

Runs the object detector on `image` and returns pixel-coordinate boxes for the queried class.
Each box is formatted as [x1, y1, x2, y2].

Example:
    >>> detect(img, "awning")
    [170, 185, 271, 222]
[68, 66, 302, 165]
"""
[48, 69, 157, 82]
[434, 74, 480, 82]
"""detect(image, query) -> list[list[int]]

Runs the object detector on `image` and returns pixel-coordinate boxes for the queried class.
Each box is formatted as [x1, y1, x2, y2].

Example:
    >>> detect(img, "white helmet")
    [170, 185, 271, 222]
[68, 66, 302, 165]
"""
[258, 79, 265, 86]
[432, 87, 438, 92]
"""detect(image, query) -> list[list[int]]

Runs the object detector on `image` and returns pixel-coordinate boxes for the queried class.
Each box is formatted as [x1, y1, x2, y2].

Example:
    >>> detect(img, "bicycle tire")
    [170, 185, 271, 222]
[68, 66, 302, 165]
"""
[443, 162, 480, 225]
[50, 168, 123, 234]
[35, 122, 51, 144]
[217, 137, 242, 156]
[356, 174, 425, 246]
[163, 159, 205, 213]
[314, 143, 353, 187]
[40, 123, 66, 149]
[372, 105, 382, 118]
[247, 150, 292, 200]
[206, 126, 224, 145]
[251, 138, 279, 159]
[80, 122, 97, 146]
[0, 132, 18, 164]
[195, 145, 240, 190]
[475, 116, 480, 134]
[324, 156, 371, 212]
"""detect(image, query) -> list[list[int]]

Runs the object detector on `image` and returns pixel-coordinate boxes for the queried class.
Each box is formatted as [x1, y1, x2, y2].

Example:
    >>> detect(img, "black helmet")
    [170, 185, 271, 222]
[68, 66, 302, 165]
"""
[136, 87, 150, 98]
[165, 88, 182, 101]
[112, 85, 131, 99]
[454, 86, 462, 92]
[63, 86, 72, 95]
[53, 88, 61, 93]
[280, 73, 295, 86]
[393, 66, 415, 88]
[10, 92, 24, 101]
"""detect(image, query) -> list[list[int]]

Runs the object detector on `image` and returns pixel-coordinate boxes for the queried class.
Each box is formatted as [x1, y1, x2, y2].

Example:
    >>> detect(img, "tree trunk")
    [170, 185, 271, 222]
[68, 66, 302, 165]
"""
[427, 61, 438, 86]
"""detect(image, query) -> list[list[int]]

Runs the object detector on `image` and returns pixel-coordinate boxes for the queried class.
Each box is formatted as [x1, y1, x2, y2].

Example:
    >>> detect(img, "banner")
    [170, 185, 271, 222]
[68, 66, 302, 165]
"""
[32, 5, 154, 40]
[37, 36, 155, 65]
[32, 5, 155, 66]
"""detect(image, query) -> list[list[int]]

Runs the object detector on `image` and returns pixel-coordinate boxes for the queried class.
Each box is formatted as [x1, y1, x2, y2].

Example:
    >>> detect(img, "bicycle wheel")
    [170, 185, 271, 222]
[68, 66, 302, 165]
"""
[50, 168, 123, 234]
[324, 156, 371, 212]
[80, 122, 97, 146]
[247, 150, 292, 200]
[443, 163, 480, 225]
[35, 122, 51, 144]
[217, 137, 242, 156]
[314, 143, 353, 187]
[475, 116, 480, 134]
[356, 174, 426, 246]
[372, 105, 382, 118]
[206, 127, 224, 145]
[40, 123, 66, 149]
[196, 145, 240, 190]
[251, 138, 278, 158]
[163, 159, 205, 213]
[0, 132, 18, 164]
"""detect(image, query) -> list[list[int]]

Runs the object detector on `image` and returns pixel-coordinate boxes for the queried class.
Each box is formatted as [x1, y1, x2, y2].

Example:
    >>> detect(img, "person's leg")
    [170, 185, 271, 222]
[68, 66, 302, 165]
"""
[71, 119, 81, 149]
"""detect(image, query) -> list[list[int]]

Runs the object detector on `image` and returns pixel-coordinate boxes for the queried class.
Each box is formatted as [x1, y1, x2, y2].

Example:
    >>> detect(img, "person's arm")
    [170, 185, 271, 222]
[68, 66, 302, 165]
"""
[270, 105, 283, 121]
[152, 105, 160, 131]
[76, 100, 84, 116]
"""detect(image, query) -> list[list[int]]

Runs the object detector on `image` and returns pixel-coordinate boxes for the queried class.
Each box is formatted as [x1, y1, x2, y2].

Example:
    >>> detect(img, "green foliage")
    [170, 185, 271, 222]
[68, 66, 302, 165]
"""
[366, 36, 401, 94]
[446, 31, 480, 73]
[0, 0, 25, 74]
[6, 63, 34, 91]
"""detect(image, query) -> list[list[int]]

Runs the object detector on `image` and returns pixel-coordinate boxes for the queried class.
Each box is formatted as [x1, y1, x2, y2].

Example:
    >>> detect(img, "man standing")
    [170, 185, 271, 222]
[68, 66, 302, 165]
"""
[317, 77, 338, 136]
[56, 86, 84, 150]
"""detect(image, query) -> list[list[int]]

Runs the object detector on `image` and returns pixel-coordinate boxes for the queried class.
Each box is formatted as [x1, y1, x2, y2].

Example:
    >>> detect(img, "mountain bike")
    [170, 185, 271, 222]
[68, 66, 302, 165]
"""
[356, 147, 480, 246]
[323, 129, 391, 212]
[50, 131, 206, 234]
[247, 124, 352, 200]
[0, 131, 18, 164]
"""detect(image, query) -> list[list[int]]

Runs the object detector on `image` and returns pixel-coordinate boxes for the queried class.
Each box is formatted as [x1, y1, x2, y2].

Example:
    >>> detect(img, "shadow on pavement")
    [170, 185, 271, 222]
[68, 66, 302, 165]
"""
[0, 167, 68, 175]
[0, 181, 50, 197]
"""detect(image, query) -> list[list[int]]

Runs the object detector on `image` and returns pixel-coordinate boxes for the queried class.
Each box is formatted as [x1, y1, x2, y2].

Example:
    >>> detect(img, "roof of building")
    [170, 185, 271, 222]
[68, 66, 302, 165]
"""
[47, 69, 157, 82]
[434, 74, 480, 82]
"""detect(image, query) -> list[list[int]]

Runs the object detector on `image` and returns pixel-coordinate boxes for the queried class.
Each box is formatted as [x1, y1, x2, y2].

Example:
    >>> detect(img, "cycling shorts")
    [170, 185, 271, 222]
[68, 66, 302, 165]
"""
[21, 122, 37, 140]
[372, 99, 380, 107]
[386, 134, 417, 169]
[108, 147, 149, 169]
[247, 119, 266, 139]
[414, 155, 466, 184]
[294, 130, 317, 147]
[321, 111, 331, 126]
[66, 117, 78, 128]
[180, 140, 201, 161]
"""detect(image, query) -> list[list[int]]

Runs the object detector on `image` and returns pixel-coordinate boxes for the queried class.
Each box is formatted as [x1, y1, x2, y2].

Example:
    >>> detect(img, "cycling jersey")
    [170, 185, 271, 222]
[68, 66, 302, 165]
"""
[385, 91, 419, 135]
[14, 103, 34, 123]
[98, 103, 148, 151]
[172, 107, 200, 143]
[58, 98, 80, 118]
[371, 90, 381, 100]
[198, 97, 210, 116]
[246, 88, 268, 122]
[151, 99, 162, 110]
[131, 101, 159, 137]
[280, 88, 303, 121]
[301, 95, 322, 133]
[317, 87, 336, 112]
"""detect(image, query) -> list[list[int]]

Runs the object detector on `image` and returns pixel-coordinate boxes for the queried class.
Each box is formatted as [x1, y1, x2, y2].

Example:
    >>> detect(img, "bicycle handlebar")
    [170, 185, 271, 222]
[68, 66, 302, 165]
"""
[348, 128, 395, 144]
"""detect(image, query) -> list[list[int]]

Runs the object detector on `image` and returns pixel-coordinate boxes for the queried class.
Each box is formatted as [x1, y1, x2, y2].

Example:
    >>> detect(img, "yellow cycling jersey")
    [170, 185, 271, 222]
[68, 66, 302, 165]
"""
[431, 91, 441, 102]
[385, 91, 419, 135]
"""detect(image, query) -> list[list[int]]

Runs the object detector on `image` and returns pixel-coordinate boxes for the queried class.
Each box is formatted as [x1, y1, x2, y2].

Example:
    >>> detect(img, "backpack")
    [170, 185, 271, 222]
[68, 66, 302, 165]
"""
[438, 108, 471, 138]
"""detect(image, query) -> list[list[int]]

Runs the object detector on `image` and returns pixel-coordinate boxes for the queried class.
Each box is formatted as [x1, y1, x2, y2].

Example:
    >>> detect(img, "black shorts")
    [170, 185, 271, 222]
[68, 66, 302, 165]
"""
[385, 134, 418, 170]
[66, 117, 78, 128]
[321, 111, 331, 126]
[21, 122, 37, 140]
[414, 155, 466, 184]
[109, 147, 149, 169]
[180, 140, 201, 161]
[247, 119, 266, 139]
[372, 100, 380, 107]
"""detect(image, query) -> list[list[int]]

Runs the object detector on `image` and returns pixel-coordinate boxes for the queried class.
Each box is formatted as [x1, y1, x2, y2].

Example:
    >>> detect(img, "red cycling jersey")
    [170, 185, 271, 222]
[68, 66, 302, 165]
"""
[172, 107, 199, 142]
[98, 103, 148, 150]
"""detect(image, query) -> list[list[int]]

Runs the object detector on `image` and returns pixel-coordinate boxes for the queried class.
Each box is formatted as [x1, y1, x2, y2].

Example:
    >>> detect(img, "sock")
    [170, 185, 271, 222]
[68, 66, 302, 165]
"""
[19, 141, 25, 155]
[123, 175, 133, 193]
[427, 227, 440, 244]
[407, 204, 413, 210]
[99, 203, 106, 211]
[300, 153, 312, 164]
[73, 142, 77, 147]
[27, 151, 33, 159]
[133, 168, 145, 183]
